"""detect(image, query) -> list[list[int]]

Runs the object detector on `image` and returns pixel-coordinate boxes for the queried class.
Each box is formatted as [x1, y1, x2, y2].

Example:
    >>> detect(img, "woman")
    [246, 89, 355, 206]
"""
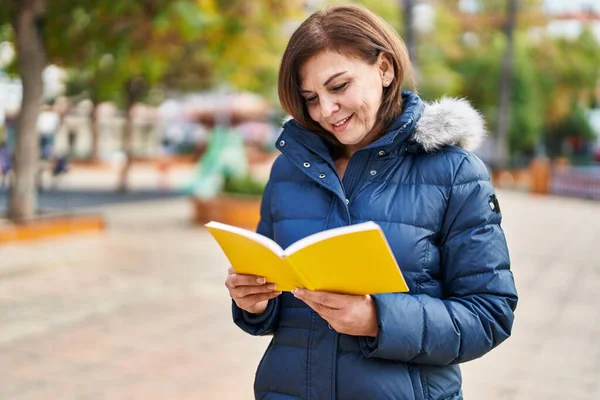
[225, 4, 517, 400]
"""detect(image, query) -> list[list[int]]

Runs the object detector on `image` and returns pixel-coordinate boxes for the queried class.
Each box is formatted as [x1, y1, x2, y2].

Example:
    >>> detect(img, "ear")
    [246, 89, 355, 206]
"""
[377, 52, 394, 86]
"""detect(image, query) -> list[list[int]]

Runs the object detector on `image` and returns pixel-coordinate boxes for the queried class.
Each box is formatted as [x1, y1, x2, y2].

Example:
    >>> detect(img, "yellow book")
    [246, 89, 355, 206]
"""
[205, 221, 408, 295]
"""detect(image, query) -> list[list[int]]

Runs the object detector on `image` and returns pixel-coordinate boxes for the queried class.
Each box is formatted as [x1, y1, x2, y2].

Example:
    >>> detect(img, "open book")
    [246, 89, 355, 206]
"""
[205, 221, 408, 295]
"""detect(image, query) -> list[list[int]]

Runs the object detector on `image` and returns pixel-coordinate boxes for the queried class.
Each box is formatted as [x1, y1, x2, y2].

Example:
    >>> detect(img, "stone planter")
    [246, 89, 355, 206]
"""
[491, 168, 531, 191]
[192, 193, 262, 230]
[529, 157, 551, 194]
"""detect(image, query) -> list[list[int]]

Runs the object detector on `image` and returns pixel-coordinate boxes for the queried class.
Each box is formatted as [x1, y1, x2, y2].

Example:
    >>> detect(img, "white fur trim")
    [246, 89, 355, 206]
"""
[413, 97, 486, 152]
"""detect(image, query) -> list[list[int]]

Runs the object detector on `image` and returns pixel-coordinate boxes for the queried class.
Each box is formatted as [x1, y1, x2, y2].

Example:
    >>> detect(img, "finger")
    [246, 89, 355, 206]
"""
[232, 283, 277, 299]
[228, 267, 235, 275]
[294, 289, 346, 309]
[238, 291, 281, 308]
[297, 296, 337, 319]
[228, 273, 268, 288]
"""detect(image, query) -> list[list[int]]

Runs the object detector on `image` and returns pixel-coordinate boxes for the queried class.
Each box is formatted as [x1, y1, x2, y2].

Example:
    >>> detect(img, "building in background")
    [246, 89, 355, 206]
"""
[544, 0, 600, 40]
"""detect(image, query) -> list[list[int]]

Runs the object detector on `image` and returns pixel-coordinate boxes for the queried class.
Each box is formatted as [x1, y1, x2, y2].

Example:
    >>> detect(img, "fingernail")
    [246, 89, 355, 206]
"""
[257, 277, 266, 284]
[267, 283, 276, 290]
[292, 288, 302, 297]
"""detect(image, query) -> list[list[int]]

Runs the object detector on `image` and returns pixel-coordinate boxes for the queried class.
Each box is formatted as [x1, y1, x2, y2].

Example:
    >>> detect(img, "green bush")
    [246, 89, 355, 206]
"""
[222, 174, 266, 196]
[545, 106, 596, 157]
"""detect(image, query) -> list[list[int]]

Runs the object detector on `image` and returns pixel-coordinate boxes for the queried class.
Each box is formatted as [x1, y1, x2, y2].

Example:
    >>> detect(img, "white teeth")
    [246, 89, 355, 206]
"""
[333, 116, 350, 127]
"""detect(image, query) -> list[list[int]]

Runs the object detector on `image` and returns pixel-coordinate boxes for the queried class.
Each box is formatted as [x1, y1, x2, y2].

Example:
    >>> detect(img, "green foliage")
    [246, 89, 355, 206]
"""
[554, 28, 600, 89]
[452, 31, 544, 157]
[417, 2, 465, 99]
[0, 6, 16, 75]
[222, 174, 266, 196]
[0, 3, 15, 29]
[42, 1, 199, 106]
[465, 0, 542, 14]
[545, 105, 596, 157]
[324, 0, 401, 31]
[508, 34, 543, 157]
[530, 26, 600, 124]
[202, 0, 302, 98]
[44, 0, 303, 104]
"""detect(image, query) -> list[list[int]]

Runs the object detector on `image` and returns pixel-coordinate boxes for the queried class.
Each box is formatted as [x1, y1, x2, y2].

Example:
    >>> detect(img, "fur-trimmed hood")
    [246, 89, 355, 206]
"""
[412, 97, 486, 153]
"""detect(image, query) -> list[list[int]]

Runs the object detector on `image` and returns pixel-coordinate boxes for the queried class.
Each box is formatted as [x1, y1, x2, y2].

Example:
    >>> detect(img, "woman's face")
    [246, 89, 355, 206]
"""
[299, 50, 393, 154]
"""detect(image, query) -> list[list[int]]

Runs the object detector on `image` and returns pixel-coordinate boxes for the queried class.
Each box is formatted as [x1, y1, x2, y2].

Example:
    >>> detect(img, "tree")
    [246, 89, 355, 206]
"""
[545, 105, 596, 157]
[54, 1, 301, 181]
[0, 0, 301, 215]
[402, 0, 418, 77]
[0, 0, 47, 220]
[45, 1, 212, 191]
[495, 0, 518, 168]
[453, 32, 543, 161]
[416, 1, 464, 99]
[530, 27, 600, 157]
[198, 0, 303, 97]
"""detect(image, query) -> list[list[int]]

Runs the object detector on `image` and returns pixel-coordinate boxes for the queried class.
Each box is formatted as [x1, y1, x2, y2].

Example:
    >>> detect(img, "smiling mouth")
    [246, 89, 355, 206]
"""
[331, 114, 353, 132]
[333, 115, 352, 127]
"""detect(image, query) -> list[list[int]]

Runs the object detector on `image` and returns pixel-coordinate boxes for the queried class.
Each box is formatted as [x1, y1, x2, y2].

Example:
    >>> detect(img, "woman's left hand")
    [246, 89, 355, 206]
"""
[292, 288, 379, 337]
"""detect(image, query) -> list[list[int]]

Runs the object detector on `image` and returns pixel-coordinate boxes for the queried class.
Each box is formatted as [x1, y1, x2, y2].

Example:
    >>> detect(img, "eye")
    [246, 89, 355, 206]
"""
[305, 95, 318, 104]
[331, 82, 349, 92]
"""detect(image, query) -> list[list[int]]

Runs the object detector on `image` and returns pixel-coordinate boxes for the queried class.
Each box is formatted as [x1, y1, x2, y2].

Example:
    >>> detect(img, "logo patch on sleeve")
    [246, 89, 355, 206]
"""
[488, 194, 501, 213]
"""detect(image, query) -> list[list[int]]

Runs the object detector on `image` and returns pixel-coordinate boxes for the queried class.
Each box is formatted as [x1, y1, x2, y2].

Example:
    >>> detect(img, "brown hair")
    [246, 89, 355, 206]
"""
[278, 4, 414, 148]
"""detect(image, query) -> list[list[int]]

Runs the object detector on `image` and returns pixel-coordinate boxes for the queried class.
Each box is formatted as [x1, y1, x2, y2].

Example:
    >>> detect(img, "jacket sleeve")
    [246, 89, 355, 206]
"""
[232, 179, 281, 336]
[359, 154, 518, 365]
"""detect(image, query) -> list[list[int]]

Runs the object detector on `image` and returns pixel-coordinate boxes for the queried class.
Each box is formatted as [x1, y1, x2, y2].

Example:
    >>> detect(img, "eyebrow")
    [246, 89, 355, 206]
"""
[300, 71, 348, 93]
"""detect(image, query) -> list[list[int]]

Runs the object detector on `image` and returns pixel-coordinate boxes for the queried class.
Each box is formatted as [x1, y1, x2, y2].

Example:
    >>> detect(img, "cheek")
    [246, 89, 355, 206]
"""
[351, 86, 380, 119]
[365, 90, 383, 118]
[360, 101, 375, 121]
[307, 105, 320, 122]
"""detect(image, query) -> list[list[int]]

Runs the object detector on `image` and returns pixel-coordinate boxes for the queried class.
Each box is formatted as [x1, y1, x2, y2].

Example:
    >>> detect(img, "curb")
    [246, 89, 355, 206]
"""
[0, 214, 106, 244]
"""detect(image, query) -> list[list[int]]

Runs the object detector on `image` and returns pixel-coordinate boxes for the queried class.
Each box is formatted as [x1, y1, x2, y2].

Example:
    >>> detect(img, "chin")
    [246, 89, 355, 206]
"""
[337, 139, 360, 146]
[334, 134, 363, 146]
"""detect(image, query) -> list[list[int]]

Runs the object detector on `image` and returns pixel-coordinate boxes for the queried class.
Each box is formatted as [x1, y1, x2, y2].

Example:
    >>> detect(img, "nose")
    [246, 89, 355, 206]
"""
[319, 96, 340, 119]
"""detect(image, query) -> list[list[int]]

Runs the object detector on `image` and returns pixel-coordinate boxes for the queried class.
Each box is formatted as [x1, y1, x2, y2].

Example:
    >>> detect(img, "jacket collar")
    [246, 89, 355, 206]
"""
[275, 90, 486, 160]
[363, 90, 424, 150]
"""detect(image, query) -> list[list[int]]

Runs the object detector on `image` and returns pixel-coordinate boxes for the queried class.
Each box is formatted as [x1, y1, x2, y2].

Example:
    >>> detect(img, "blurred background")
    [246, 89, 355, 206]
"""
[0, 0, 599, 399]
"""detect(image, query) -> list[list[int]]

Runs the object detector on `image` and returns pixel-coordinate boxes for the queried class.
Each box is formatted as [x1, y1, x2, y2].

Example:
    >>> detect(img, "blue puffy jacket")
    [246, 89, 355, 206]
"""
[233, 92, 518, 400]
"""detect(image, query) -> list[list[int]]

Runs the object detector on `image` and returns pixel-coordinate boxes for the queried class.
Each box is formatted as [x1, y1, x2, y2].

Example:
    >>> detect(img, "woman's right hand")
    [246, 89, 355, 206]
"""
[226, 267, 282, 315]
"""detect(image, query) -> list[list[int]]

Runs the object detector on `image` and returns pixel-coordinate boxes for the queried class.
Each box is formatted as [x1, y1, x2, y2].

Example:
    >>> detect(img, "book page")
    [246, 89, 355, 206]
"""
[205, 221, 283, 255]
[287, 224, 408, 295]
[283, 221, 380, 256]
[205, 221, 305, 291]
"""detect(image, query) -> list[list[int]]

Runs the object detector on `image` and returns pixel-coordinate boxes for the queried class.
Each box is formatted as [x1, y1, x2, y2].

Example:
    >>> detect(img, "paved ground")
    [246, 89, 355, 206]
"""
[0, 189, 599, 399]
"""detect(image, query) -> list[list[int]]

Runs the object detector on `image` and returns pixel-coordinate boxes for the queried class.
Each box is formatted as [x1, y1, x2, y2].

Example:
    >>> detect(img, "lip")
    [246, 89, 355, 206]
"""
[331, 114, 353, 133]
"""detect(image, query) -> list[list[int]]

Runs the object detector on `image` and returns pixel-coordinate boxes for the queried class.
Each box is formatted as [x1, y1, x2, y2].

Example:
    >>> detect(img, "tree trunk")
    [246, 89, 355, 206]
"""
[117, 77, 146, 192]
[402, 0, 419, 78]
[90, 104, 100, 162]
[117, 106, 134, 192]
[8, 0, 47, 221]
[495, 0, 518, 169]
